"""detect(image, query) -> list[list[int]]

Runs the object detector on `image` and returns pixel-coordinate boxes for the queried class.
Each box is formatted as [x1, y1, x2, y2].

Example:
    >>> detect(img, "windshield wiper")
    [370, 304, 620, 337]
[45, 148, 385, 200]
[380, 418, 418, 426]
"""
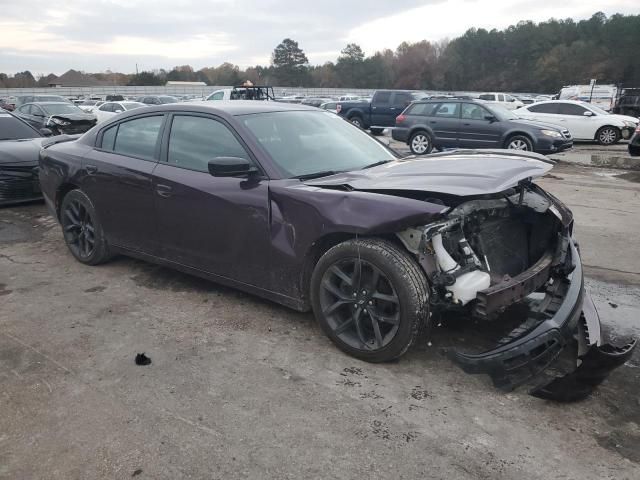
[361, 160, 392, 170]
[293, 170, 340, 180]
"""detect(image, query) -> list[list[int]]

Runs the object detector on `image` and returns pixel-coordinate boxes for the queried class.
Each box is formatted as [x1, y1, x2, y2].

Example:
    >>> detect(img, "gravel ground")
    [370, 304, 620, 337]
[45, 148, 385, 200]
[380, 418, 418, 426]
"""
[1, 144, 639, 479]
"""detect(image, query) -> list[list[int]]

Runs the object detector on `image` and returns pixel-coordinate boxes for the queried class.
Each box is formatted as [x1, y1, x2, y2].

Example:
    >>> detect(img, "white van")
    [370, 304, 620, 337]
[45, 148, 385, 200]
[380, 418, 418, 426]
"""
[559, 84, 617, 112]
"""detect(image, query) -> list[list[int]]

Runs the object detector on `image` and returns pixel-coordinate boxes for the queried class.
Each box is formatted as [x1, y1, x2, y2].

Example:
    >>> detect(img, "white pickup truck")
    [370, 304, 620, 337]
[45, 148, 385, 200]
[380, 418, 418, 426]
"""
[478, 93, 524, 110]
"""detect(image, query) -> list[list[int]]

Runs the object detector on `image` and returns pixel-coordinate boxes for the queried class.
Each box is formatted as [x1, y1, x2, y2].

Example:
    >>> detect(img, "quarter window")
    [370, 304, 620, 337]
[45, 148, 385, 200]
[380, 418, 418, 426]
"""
[101, 125, 117, 150]
[167, 115, 249, 172]
[112, 115, 164, 160]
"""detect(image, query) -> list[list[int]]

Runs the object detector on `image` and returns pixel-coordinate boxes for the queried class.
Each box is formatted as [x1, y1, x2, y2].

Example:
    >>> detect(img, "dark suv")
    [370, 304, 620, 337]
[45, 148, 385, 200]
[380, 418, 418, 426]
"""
[392, 99, 573, 155]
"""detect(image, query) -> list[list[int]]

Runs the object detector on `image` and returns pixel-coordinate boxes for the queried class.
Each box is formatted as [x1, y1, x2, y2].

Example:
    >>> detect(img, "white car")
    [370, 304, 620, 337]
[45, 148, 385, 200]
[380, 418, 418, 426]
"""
[78, 100, 104, 112]
[93, 101, 146, 123]
[478, 93, 524, 110]
[515, 100, 639, 145]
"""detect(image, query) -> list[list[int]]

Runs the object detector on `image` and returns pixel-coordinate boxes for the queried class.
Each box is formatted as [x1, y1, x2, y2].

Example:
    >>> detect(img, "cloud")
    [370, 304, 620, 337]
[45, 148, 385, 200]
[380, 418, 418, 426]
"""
[0, 0, 637, 74]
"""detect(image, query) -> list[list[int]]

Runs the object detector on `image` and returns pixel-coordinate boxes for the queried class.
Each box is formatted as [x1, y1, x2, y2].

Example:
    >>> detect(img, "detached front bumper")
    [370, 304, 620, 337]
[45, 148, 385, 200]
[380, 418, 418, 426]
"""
[449, 243, 636, 401]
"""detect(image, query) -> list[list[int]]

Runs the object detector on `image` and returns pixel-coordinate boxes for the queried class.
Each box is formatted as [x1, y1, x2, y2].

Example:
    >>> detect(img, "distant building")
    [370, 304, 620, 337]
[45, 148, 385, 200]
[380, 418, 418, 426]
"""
[166, 81, 207, 86]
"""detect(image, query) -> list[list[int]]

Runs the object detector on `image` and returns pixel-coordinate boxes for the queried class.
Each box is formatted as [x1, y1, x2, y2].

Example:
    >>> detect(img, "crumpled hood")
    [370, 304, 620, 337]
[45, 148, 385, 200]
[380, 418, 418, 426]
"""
[305, 150, 554, 197]
[0, 138, 44, 165]
[49, 113, 96, 122]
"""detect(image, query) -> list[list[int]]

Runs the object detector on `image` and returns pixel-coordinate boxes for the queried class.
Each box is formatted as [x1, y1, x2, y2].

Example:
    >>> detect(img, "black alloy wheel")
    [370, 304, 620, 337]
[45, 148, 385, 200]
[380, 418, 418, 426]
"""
[311, 239, 429, 362]
[60, 189, 112, 265]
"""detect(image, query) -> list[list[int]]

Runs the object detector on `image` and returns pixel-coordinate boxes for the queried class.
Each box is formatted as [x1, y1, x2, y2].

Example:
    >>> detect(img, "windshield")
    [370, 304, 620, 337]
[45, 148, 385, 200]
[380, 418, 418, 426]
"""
[241, 111, 396, 178]
[44, 104, 84, 115]
[487, 103, 519, 120]
[0, 114, 39, 140]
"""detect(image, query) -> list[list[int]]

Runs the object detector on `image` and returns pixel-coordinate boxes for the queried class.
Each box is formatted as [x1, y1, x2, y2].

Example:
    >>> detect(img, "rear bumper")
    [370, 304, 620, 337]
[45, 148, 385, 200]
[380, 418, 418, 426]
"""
[449, 242, 636, 400]
[391, 127, 409, 143]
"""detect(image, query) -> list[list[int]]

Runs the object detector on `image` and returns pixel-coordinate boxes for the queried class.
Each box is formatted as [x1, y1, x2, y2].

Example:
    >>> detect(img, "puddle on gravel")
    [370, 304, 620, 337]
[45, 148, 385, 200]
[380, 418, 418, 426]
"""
[616, 171, 640, 183]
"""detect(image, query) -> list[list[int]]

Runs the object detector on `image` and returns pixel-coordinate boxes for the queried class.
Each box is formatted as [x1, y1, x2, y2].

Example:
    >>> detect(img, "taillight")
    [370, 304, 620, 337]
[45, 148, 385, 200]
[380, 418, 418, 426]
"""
[635, 124, 640, 133]
[396, 114, 406, 124]
[336, 104, 342, 113]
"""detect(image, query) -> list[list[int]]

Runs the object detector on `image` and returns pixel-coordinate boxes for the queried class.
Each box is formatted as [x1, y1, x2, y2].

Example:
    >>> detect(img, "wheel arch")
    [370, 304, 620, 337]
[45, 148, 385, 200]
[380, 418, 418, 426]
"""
[299, 232, 402, 309]
[503, 131, 535, 148]
[594, 124, 621, 141]
[55, 182, 80, 220]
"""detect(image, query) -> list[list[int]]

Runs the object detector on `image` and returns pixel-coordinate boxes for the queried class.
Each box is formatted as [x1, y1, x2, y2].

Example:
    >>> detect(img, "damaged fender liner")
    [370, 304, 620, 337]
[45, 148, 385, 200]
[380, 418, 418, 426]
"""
[449, 243, 637, 399]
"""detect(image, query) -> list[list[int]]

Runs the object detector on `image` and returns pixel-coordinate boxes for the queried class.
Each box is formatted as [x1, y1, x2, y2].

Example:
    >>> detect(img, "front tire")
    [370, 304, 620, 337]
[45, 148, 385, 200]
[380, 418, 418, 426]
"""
[60, 189, 112, 265]
[310, 239, 429, 362]
[596, 126, 620, 146]
[505, 135, 532, 151]
[409, 131, 433, 155]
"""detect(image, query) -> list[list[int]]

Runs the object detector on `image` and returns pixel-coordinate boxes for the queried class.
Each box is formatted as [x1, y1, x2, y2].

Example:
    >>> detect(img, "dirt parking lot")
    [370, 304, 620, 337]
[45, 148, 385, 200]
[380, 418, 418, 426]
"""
[1, 146, 640, 479]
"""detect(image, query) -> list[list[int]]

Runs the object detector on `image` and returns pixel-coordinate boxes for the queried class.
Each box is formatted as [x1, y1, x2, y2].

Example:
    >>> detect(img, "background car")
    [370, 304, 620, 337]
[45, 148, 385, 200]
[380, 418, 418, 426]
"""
[629, 125, 640, 156]
[393, 98, 572, 155]
[319, 101, 339, 114]
[515, 100, 639, 145]
[613, 88, 640, 118]
[13, 95, 71, 108]
[77, 100, 105, 112]
[13, 102, 97, 135]
[478, 93, 524, 110]
[1, 97, 16, 111]
[0, 110, 47, 205]
[301, 97, 334, 108]
[93, 101, 146, 123]
[135, 95, 179, 105]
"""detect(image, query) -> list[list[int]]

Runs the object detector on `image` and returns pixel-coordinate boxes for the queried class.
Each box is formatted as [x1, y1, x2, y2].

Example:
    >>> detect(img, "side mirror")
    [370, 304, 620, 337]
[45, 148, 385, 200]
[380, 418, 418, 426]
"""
[583, 111, 594, 117]
[484, 115, 497, 122]
[208, 157, 257, 177]
[39, 128, 53, 136]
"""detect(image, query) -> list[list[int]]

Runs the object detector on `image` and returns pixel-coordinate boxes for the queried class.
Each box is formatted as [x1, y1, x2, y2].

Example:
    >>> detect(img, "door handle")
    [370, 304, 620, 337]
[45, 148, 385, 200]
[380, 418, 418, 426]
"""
[86, 164, 98, 174]
[463, 123, 471, 126]
[156, 184, 173, 198]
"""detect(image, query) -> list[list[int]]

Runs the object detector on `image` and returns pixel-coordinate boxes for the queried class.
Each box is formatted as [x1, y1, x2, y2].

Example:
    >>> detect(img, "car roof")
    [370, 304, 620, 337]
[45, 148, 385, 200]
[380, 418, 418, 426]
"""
[140, 100, 319, 116]
[24, 101, 75, 107]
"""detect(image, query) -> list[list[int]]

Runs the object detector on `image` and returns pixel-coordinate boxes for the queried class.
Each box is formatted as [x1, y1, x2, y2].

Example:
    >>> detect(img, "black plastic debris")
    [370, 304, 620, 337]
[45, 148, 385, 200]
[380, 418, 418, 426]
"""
[132, 469, 143, 477]
[135, 353, 151, 366]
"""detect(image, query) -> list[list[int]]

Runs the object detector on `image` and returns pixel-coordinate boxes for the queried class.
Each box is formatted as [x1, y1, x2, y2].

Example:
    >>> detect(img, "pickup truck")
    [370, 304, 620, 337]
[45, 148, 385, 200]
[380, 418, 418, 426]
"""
[337, 90, 425, 134]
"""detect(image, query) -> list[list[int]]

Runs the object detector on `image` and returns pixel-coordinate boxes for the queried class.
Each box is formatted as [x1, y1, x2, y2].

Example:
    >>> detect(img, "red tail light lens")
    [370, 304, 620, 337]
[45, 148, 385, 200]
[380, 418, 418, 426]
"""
[396, 114, 406, 124]
[336, 104, 342, 113]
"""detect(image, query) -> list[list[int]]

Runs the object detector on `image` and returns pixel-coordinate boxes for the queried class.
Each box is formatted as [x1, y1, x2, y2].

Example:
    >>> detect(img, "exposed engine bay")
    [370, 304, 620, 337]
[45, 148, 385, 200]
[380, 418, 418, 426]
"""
[397, 181, 636, 400]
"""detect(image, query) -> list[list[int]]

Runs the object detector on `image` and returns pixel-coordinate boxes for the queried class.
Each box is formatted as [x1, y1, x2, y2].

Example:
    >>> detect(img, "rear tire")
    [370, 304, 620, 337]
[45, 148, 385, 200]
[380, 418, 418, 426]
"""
[409, 131, 433, 155]
[505, 135, 532, 151]
[349, 116, 364, 129]
[596, 126, 620, 146]
[60, 189, 112, 265]
[310, 238, 429, 363]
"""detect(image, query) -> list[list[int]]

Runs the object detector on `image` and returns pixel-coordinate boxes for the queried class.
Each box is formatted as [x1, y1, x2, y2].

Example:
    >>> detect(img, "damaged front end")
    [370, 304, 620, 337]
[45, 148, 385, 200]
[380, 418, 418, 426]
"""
[397, 182, 636, 401]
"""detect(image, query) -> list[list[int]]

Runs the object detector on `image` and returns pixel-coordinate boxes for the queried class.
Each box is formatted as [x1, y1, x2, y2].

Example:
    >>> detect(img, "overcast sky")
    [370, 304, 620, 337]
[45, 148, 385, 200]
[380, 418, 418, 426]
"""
[0, 0, 637, 75]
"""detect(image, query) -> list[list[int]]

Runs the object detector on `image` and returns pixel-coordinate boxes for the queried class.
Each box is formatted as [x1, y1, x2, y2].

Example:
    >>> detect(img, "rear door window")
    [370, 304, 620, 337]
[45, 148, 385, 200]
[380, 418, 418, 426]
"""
[167, 115, 249, 172]
[406, 103, 437, 116]
[527, 103, 560, 114]
[112, 115, 164, 160]
[373, 92, 391, 105]
[461, 103, 490, 120]
[433, 103, 460, 117]
[557, 103, 588, 116]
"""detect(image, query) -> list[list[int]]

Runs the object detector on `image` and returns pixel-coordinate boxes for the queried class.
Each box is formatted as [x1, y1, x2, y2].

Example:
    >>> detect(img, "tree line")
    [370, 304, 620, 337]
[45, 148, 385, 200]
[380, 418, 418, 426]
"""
[1, 12, 638, 93]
